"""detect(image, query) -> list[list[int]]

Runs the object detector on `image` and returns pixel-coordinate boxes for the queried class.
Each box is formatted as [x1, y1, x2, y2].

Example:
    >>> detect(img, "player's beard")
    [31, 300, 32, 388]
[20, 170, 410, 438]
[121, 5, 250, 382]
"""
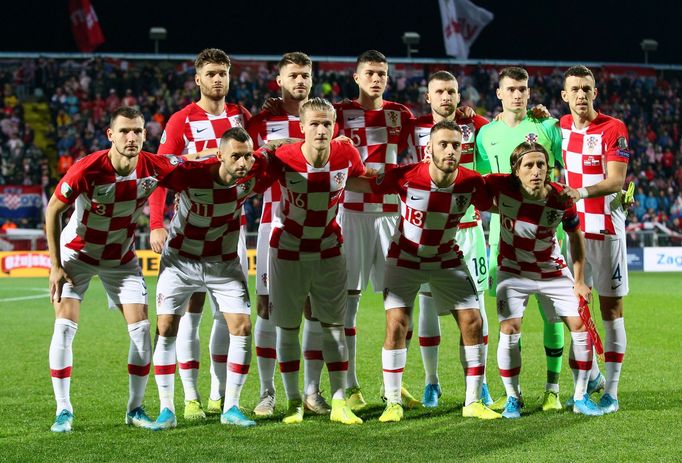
[434, 105, 455, 120]
[285, 87, 309, 102]
[201, 83, 228, 101]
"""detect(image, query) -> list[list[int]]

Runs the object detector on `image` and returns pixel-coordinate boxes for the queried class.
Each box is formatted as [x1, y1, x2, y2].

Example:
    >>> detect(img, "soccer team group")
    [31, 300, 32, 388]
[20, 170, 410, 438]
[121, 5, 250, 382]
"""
[45, 48, 630, 432]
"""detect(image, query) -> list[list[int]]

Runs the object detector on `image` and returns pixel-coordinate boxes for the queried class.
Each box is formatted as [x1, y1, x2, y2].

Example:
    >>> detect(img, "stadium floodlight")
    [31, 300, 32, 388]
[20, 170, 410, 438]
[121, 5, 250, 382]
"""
[640, 39, 658, 64]
[149, 27, 167, 54]
[402, 32, 420, 58]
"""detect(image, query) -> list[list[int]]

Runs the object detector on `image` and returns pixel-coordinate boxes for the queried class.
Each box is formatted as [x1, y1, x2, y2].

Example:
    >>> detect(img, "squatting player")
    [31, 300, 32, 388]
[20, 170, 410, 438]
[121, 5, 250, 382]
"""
[347, 120, 501, 422]
[46, 107, 183, 432]
[559, 65, 630, 413]
[246, 52, 331, 417]
[476, 66, 567, 411]
[485, 142, 603, 418]
[149, 48, 252, 419]
[267, 98, 364, 425]
[150, 128, 281, 430]
[334, 50, 416, 410]
[403, 70, 493, 408]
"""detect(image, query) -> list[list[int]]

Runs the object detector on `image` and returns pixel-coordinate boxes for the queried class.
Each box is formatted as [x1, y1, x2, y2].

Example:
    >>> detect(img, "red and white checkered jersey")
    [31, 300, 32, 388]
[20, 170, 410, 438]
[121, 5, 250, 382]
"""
[485, 174, 581, 280]
[403, 113, 489, 225]
[560, 113, 630, 238]
[159, 151, 272, 261]
[269, 140, 365, 260]
[246, 111, 304, 226]
[335, 100, 412, 213]
[371, 162, 491, 270]
[55, 150, 180, 267]
[150, 102, 252, 230]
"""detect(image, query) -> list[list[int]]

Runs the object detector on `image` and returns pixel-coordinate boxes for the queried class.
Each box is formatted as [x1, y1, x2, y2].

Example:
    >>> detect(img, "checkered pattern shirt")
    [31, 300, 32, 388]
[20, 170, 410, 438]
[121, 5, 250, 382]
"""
[560, 113, 630, 238]
[160, 152, 271, 261]
[372, 163, 491, 270]
[55, 150, 179, 266]
[150, 102, 252, 230]
[485, 174, 580, 279]
[335, 100, 412, 213]
[246, 111, 305, 225]
[403, 113, 489, 225]
[269, 140, 365, 260]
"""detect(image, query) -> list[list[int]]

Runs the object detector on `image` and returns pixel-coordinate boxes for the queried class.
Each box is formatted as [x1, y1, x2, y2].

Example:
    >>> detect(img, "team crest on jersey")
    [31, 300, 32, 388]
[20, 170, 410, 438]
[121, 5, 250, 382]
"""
[140, 177, 158, 194]
[165, 155, 184, 166]
[455, 195, 468, 211]
[460, 124, 472, 141]
[525, 133, 538, 143]
[334, 172, 346, 186]
[546, 209, 561, 226]
[60, 183, 72, 198]
[387, 111, 399, 127]
[586, 135, 599, 151]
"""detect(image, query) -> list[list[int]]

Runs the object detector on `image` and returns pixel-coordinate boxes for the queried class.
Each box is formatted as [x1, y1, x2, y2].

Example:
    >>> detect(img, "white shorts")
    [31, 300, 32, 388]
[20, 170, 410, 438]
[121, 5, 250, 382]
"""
[585, 235, 629, 297]
[156, 253, 250, 316]
[338, 210, 397, 293]
[268, 252, 347, 327]
[60, 249, 147, 309]
[496, 270, 579, 323]
[457, 221, 489, 292]
[383, 260, 479, 315]
[255, 223, 272, 296]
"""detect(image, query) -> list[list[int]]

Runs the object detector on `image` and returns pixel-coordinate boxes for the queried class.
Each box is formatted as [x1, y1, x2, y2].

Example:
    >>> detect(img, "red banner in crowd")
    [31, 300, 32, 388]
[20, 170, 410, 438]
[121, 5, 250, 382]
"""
[69, 0, 106, 53]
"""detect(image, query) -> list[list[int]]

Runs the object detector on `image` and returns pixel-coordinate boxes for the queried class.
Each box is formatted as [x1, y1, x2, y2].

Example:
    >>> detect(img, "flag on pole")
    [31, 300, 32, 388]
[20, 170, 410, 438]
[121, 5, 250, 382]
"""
[438, 0, 494, 59]
[69, 0, 106, 53]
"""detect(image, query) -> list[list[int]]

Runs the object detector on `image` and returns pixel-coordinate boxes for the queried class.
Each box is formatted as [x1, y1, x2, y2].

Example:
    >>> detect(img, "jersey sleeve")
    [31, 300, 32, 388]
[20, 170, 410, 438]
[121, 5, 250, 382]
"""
[482, 173, 504, 201]
[239, 104, 253, 123]
[543, 118, 564, 168]
[149, 154, 186, 230]
[562, 201, 580, 232]
[604, 119, 631, 164]
[470, 173, 492, 211]
[54, 162, 89, 204]
[400, 118, 418, 165]
[369, 164, 405, 195]
[346, 143, 367, 178]
[397, 106, 415, 154]
[251, 148, 276, 194]
[475, 127, 492, 174]
[158, 112, 187, 155]
[246, 115, 265, 149]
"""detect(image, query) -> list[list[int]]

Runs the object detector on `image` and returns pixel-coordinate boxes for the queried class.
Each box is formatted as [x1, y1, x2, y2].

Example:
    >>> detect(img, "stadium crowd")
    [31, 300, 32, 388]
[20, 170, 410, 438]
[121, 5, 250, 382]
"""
[0, 56, 680, 241]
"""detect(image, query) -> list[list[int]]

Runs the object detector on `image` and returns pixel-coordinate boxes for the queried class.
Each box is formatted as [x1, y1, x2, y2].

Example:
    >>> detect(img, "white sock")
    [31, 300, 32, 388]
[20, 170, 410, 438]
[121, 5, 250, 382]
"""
[303, 319, 324, 396]
[345, 294, 360, 388]
[209, 316, 229, 401]
[382, 348, 406, 404]
[224, 335, 251, 410]
[460, 344, 484, 406]
[497, 332, 522, 399]
[127, 320, 151, 412]
[176, 312, 202, 401]
[569, 331, 593, 400]
[418, 294, 440, 386]
[478, 294, 489, 385]
[604, 318, 626, 399]
[153, 335, 177, 413]
[321, 325, 348, 400]
[276, 327, 301, 401]
[49, 318, 77, 414]
[254, 315, 277, 396]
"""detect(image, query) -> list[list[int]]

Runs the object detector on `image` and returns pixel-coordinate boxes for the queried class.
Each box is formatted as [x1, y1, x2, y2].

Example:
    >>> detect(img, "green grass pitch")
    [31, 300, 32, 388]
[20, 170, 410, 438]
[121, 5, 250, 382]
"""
[1, 273, 681, 462]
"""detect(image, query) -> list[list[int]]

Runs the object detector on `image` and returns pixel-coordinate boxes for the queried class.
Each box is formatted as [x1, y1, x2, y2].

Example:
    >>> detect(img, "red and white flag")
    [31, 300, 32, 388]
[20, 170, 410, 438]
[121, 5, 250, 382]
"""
[438, 0, 493, 59]
[69, 0, 105, 53]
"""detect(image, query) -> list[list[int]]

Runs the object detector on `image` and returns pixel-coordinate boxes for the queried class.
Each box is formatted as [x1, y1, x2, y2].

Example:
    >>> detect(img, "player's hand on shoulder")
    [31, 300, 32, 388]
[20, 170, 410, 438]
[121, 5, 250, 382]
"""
[455, 105, 475, 119]
[150, 228, 168, 254]
[262, 97, 284, 115]
[334, 135, 353, 145]
[559, 184, 581, 203]
[528, 104, 551, 120]
[49, 265, 73, 304]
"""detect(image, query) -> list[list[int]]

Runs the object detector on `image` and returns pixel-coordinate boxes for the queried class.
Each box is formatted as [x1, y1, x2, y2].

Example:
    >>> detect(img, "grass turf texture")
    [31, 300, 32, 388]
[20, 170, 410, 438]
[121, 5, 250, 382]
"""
[1, 273, 681, 462]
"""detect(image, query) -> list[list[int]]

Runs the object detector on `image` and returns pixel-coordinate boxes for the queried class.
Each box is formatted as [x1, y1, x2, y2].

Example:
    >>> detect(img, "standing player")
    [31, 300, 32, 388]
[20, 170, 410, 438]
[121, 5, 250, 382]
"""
[150, 128, 280, 430]
[335, 50, 416, 410]
[46, 107, 182, 432]
[485, 142, 603, 418]
[246, 52, 330, 416]
[559, 65, 630, 413]
[347, 120, 501, 422]
[476, 67, 567, 411]
[403, 71, 494, 408]
[267, 98, 363, 425]
[149, 48, 251, 420]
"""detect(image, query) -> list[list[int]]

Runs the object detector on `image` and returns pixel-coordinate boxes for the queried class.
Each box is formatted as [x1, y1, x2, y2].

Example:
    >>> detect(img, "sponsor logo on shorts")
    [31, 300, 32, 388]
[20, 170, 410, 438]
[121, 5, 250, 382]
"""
[610, 284, 622, 290]
[157, 293, 165, 306]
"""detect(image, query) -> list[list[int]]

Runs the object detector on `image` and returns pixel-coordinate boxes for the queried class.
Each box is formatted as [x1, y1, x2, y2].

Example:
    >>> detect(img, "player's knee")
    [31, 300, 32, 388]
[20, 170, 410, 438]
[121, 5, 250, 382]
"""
[156, 315, 180, 337]
[500, 319, 521, 335]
